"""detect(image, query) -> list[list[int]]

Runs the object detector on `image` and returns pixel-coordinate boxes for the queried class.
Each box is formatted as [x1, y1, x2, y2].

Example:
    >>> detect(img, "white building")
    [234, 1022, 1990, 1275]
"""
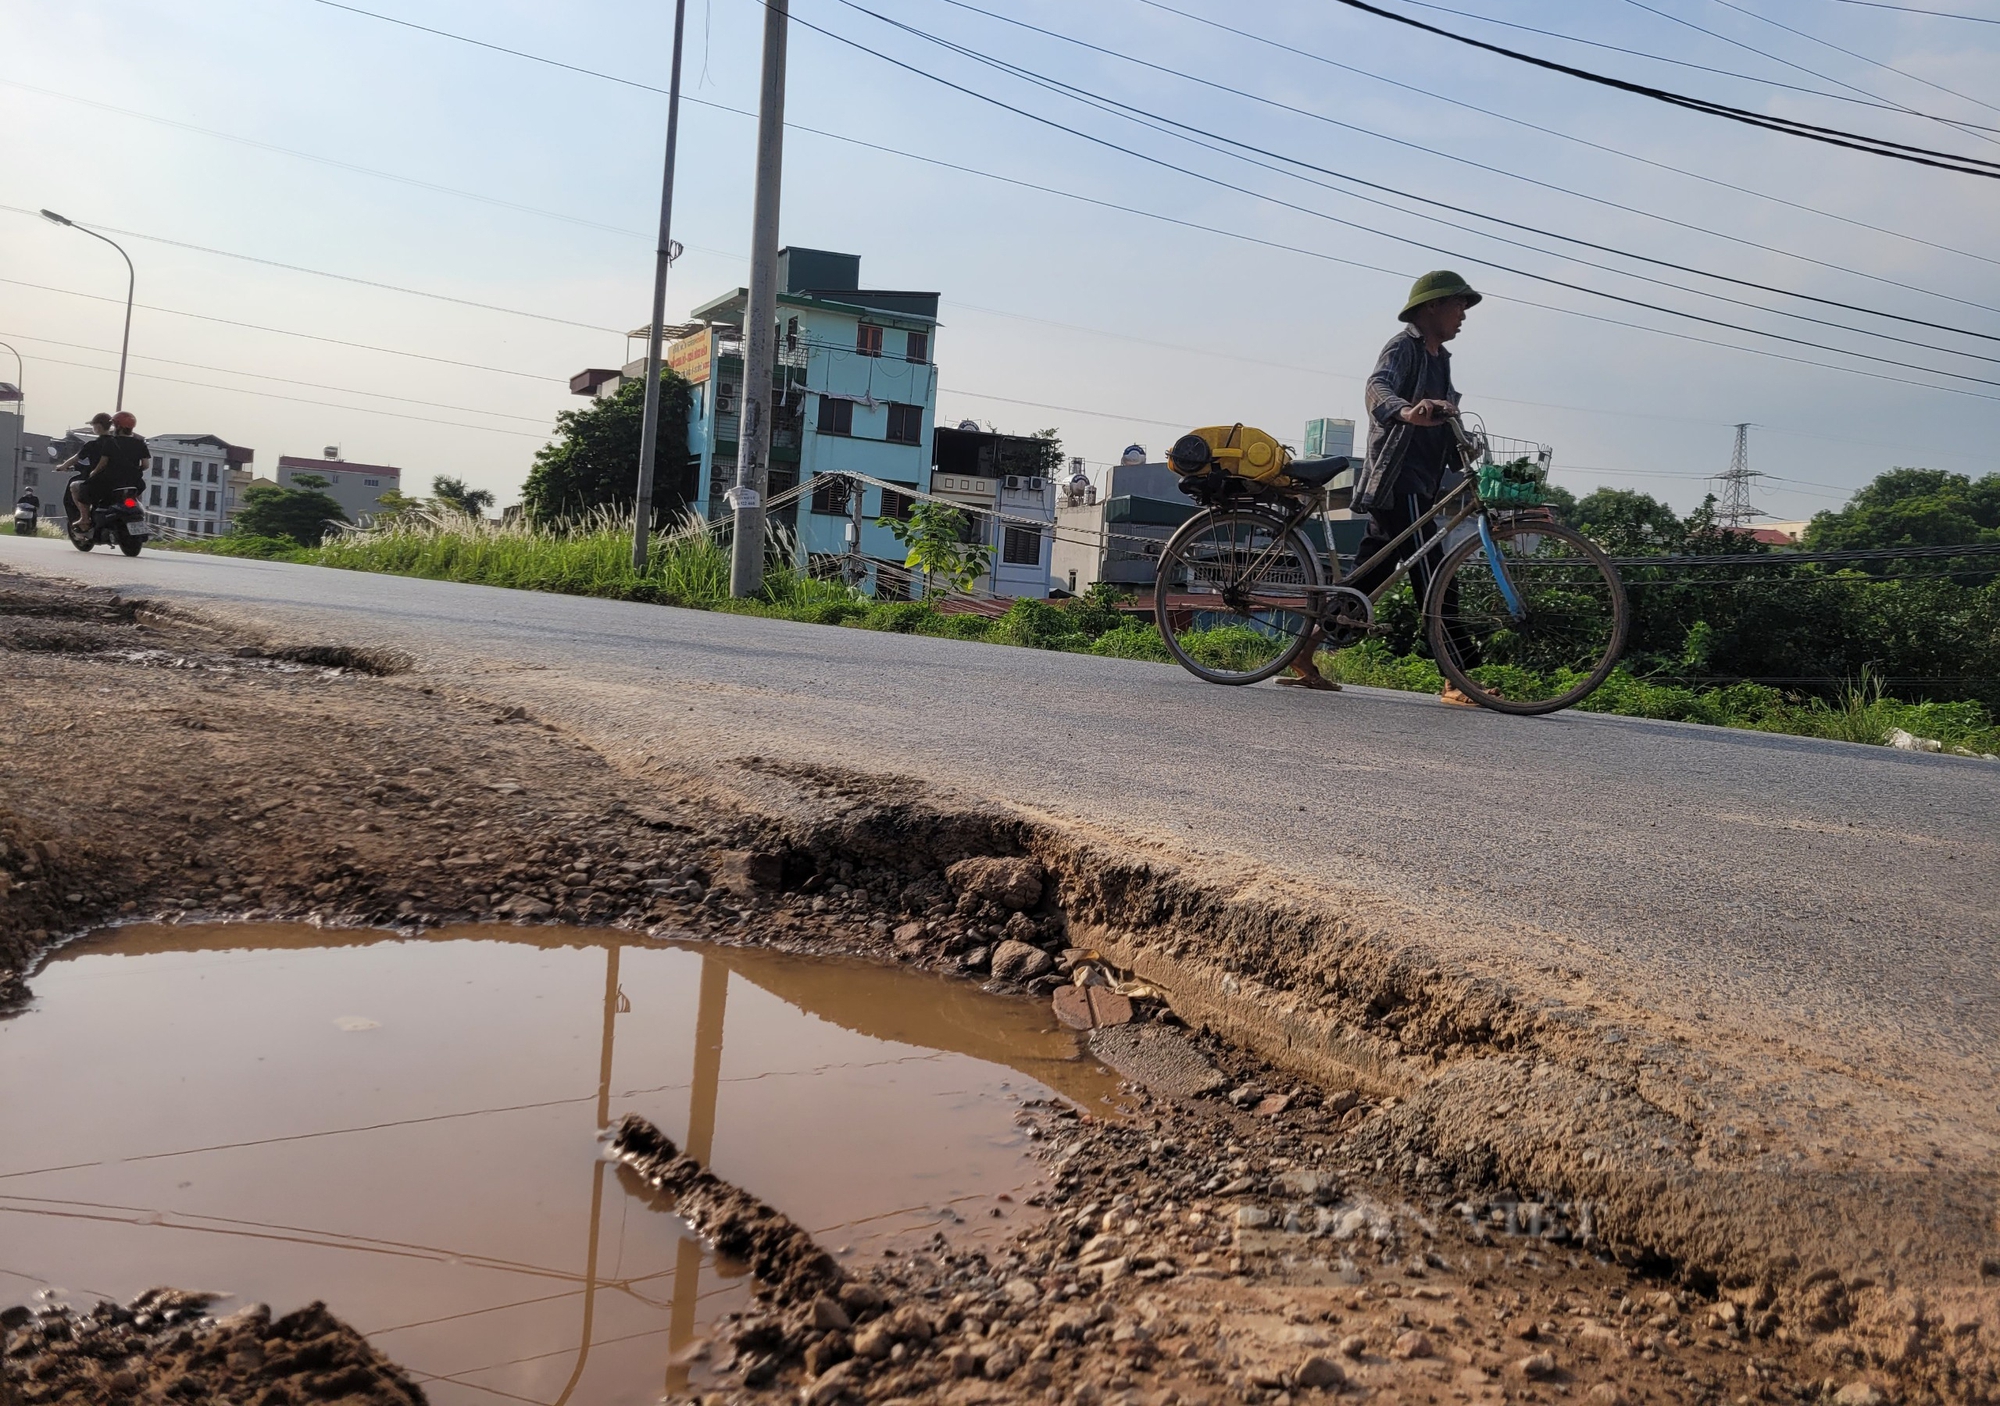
[277, 454, 403, 524]
[929, 425, 1057, 598]
[146, 434, 254, 537]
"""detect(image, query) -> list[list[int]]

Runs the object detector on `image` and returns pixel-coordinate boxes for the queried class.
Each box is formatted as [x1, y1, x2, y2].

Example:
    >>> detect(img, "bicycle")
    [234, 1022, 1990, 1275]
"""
[1151, 419, 1628, 715]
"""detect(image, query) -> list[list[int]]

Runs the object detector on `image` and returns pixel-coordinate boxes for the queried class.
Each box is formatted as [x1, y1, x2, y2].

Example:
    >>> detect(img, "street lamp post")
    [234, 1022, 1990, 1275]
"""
[41, 210, 134, 413]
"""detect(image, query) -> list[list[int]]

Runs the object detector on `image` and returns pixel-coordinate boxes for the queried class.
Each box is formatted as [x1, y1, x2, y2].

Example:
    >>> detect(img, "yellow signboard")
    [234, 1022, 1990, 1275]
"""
[667, 328, 713, 384]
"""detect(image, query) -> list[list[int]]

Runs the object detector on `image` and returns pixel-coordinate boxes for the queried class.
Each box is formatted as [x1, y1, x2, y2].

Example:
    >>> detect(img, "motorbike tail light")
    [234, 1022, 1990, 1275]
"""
[123, 498, 138, 508]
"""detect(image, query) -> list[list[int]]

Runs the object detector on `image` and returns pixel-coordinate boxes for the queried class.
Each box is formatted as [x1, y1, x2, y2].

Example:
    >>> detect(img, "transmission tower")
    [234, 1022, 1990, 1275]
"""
[1714, 422, 1767, 528]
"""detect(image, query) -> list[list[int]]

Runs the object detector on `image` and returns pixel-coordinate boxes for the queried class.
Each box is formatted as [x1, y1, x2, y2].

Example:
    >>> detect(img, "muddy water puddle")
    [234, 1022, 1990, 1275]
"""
[1, 924, 1123, 1404]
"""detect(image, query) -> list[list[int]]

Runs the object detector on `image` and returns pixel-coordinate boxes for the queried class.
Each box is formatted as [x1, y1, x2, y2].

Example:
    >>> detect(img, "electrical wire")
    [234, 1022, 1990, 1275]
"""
[27, 353, 548, 439]
[1394, 0, 1998, 130]
[1614, 0, 2000, 144]
[1824, 0, 2000, 21]
[915, 0, 2000, 343]
[1701, 0, 2000, 122]
[284, 0, 2000, 401]
[0, 203, 625, 335]
[1322, 0, 2000, 175]
[0, 331, 555, 423]
[804, 0, 2000, 391]
[1128, 0, 2000, 273]
[1, 276, 564, 382]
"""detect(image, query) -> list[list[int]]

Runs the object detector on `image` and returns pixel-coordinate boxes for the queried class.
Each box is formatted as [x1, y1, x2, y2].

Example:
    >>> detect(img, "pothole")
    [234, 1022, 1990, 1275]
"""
[2, 922, 1124, 1404]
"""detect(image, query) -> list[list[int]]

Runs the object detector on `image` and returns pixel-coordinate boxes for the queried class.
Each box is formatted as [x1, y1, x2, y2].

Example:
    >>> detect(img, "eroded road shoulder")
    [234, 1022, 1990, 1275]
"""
[1, 567, 1993, 1406]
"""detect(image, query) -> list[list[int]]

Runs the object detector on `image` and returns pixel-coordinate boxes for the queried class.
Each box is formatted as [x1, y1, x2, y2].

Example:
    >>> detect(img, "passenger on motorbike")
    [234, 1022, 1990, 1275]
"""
[68, 410, 149, 536]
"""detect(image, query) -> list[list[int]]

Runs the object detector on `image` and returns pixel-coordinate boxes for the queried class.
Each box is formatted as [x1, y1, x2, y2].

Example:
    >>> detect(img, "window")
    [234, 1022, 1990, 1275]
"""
[855, 324, 883, 357]
[166, 486, 179, 508]
[152, 463, 163, 478]
[207, 464, 219, 483]
[816, 397, 853, 436]
[886, 403, 923, 445]
[363, 478, 379, 487]
[810, 474, 855, 516]
[1003, 525, 1043, 566]
[149, 484, 161, 506]
[206, 490, 218, 512]
[205, 521, 216, 536]
[905, 330, 929, 363]
[168, 459, 180, 479]
[879, 484, 917, 521]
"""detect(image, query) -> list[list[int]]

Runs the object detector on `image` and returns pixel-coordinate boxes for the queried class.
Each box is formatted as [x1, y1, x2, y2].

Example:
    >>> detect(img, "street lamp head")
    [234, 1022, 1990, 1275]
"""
[39, 209, 73, 226]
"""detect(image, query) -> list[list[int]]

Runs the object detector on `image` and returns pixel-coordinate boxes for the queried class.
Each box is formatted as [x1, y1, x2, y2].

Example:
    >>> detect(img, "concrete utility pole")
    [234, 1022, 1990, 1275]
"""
[41, 211, 133, 412]
[728, 0, 789, 599]
[632, 1, 696, 572]
[845, 477, 864, 588]
[632, 0, 691, 572]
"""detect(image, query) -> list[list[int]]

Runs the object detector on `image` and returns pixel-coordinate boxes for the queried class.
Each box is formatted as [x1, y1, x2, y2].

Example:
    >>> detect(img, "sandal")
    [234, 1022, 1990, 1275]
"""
[1278, 671, 1342, 692]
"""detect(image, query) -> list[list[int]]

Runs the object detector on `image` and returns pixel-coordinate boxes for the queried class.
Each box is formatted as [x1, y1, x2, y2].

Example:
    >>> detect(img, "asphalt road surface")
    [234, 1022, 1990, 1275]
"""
[6, 536, 1996, 1117]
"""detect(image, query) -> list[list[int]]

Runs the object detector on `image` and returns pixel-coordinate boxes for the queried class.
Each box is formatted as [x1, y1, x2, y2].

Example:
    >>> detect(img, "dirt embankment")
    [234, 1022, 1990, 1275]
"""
[1, 1290, 423, 1406]
[1, 566, 1993, 1406]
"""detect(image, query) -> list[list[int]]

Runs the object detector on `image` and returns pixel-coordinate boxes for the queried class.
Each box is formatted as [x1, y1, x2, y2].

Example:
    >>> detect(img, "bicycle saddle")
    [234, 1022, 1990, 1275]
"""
[1284, 455, 1349, 487]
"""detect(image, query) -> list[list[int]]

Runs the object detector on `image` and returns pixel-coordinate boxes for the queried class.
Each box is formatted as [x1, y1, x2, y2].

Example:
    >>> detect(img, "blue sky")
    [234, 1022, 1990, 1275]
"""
[3, 0, 1996, 519]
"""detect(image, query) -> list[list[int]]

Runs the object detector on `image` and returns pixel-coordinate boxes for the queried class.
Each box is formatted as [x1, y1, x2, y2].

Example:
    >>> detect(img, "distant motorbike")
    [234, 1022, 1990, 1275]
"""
[12, 493, 37, 536]
[64, 473, 149, 556]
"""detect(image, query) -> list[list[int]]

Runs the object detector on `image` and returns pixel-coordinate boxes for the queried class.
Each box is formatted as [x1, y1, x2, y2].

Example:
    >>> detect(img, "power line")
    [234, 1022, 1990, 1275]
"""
[286, 0, 2000, 402]
[27, 353, 548, 439]
[0, 275, 567, 381]
[1322, 0, 2000, 176]
[915, 0, 2000, 347]
[0, 331, 556, 423]
[1700, 0, 2000, 124]
[1395, 0, 1997, 130]
[812, 0, 2000, 390]
[924, 0, 2000, 324]
[1823, 0, 2000, 22]
[1127, 0, 2000, 275]
[0, 203, 626, 335]
[1614, 0, 2000, 144]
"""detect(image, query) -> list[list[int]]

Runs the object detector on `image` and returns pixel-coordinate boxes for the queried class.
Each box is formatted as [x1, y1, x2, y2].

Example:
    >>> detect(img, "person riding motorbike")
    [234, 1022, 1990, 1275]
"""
[68, 410, 149, 538]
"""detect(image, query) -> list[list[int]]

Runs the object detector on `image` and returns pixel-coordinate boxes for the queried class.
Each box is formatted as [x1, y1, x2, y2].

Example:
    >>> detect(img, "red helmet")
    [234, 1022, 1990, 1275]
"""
[112, 410, 136, 431]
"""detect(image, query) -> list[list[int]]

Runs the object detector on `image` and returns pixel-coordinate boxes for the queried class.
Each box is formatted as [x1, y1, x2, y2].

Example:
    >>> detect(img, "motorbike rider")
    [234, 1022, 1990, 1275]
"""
[68, 410, 149, 537]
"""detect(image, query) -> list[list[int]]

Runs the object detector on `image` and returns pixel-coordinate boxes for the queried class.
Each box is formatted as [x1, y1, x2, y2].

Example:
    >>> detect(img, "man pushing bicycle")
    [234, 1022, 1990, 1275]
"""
[1290, 270, 1484, 704]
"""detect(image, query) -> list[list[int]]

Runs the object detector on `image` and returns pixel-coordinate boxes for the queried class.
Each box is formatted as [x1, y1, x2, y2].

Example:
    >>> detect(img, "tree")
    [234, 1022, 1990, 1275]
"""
[520, 374, 692, 525]
[368, 488, 425, 522]
[880, 500, 990, 596]
[233, 481, 350, 546]
[1032, 427, 1063, 477]
[431, 475, 495, 516]
[1804, 468, 2000, 561]
[1571, 488, 1687, 555]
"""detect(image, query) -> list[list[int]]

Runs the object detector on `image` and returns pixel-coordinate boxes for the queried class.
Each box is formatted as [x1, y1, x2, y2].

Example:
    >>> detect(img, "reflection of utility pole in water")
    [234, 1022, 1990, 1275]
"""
[665, 957, 729, 1396]
[554, 945, 623, 1406]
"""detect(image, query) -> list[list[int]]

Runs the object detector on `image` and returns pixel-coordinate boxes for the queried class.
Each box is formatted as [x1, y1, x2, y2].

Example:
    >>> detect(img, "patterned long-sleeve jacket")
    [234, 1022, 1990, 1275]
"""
[1353, 325, 1462, 516]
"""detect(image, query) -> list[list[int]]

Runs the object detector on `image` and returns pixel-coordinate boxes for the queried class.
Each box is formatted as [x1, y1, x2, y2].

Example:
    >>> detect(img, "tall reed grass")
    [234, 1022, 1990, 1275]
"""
[304, 508, 840, 611]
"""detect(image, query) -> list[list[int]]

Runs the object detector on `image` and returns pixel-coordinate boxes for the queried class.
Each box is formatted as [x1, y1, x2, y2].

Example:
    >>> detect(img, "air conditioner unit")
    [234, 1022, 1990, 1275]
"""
[1004, 475, 1022, 490]
[1028, 476, 1045, 491]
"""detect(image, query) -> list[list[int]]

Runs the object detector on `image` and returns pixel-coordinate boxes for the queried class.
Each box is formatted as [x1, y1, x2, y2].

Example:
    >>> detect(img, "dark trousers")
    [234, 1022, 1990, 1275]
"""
[1348, 488, 1477, 668]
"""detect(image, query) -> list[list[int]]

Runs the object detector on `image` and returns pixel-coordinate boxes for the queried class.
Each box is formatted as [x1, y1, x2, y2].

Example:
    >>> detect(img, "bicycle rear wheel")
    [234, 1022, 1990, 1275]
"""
[1426, 517, 1627, 714]
[1154, 509, 1322, 685]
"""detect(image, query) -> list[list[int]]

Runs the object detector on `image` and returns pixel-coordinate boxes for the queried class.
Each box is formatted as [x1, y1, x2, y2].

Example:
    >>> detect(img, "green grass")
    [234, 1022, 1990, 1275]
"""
[161, 513, 1999, 755]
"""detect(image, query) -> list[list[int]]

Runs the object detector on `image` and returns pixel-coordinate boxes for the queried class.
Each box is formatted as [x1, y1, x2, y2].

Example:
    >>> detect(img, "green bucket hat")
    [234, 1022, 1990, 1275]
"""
[1400, 269, 1482, 321]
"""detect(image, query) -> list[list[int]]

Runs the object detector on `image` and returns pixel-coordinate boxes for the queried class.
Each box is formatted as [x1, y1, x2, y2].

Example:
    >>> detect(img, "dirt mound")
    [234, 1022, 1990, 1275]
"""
[1, 1289, 426, 1405]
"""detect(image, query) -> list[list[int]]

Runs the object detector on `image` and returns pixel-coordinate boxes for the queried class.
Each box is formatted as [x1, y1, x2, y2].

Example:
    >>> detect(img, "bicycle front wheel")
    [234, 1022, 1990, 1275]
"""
[1154, 509, 1323, 685]
[1426, 517, 1627, 714]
